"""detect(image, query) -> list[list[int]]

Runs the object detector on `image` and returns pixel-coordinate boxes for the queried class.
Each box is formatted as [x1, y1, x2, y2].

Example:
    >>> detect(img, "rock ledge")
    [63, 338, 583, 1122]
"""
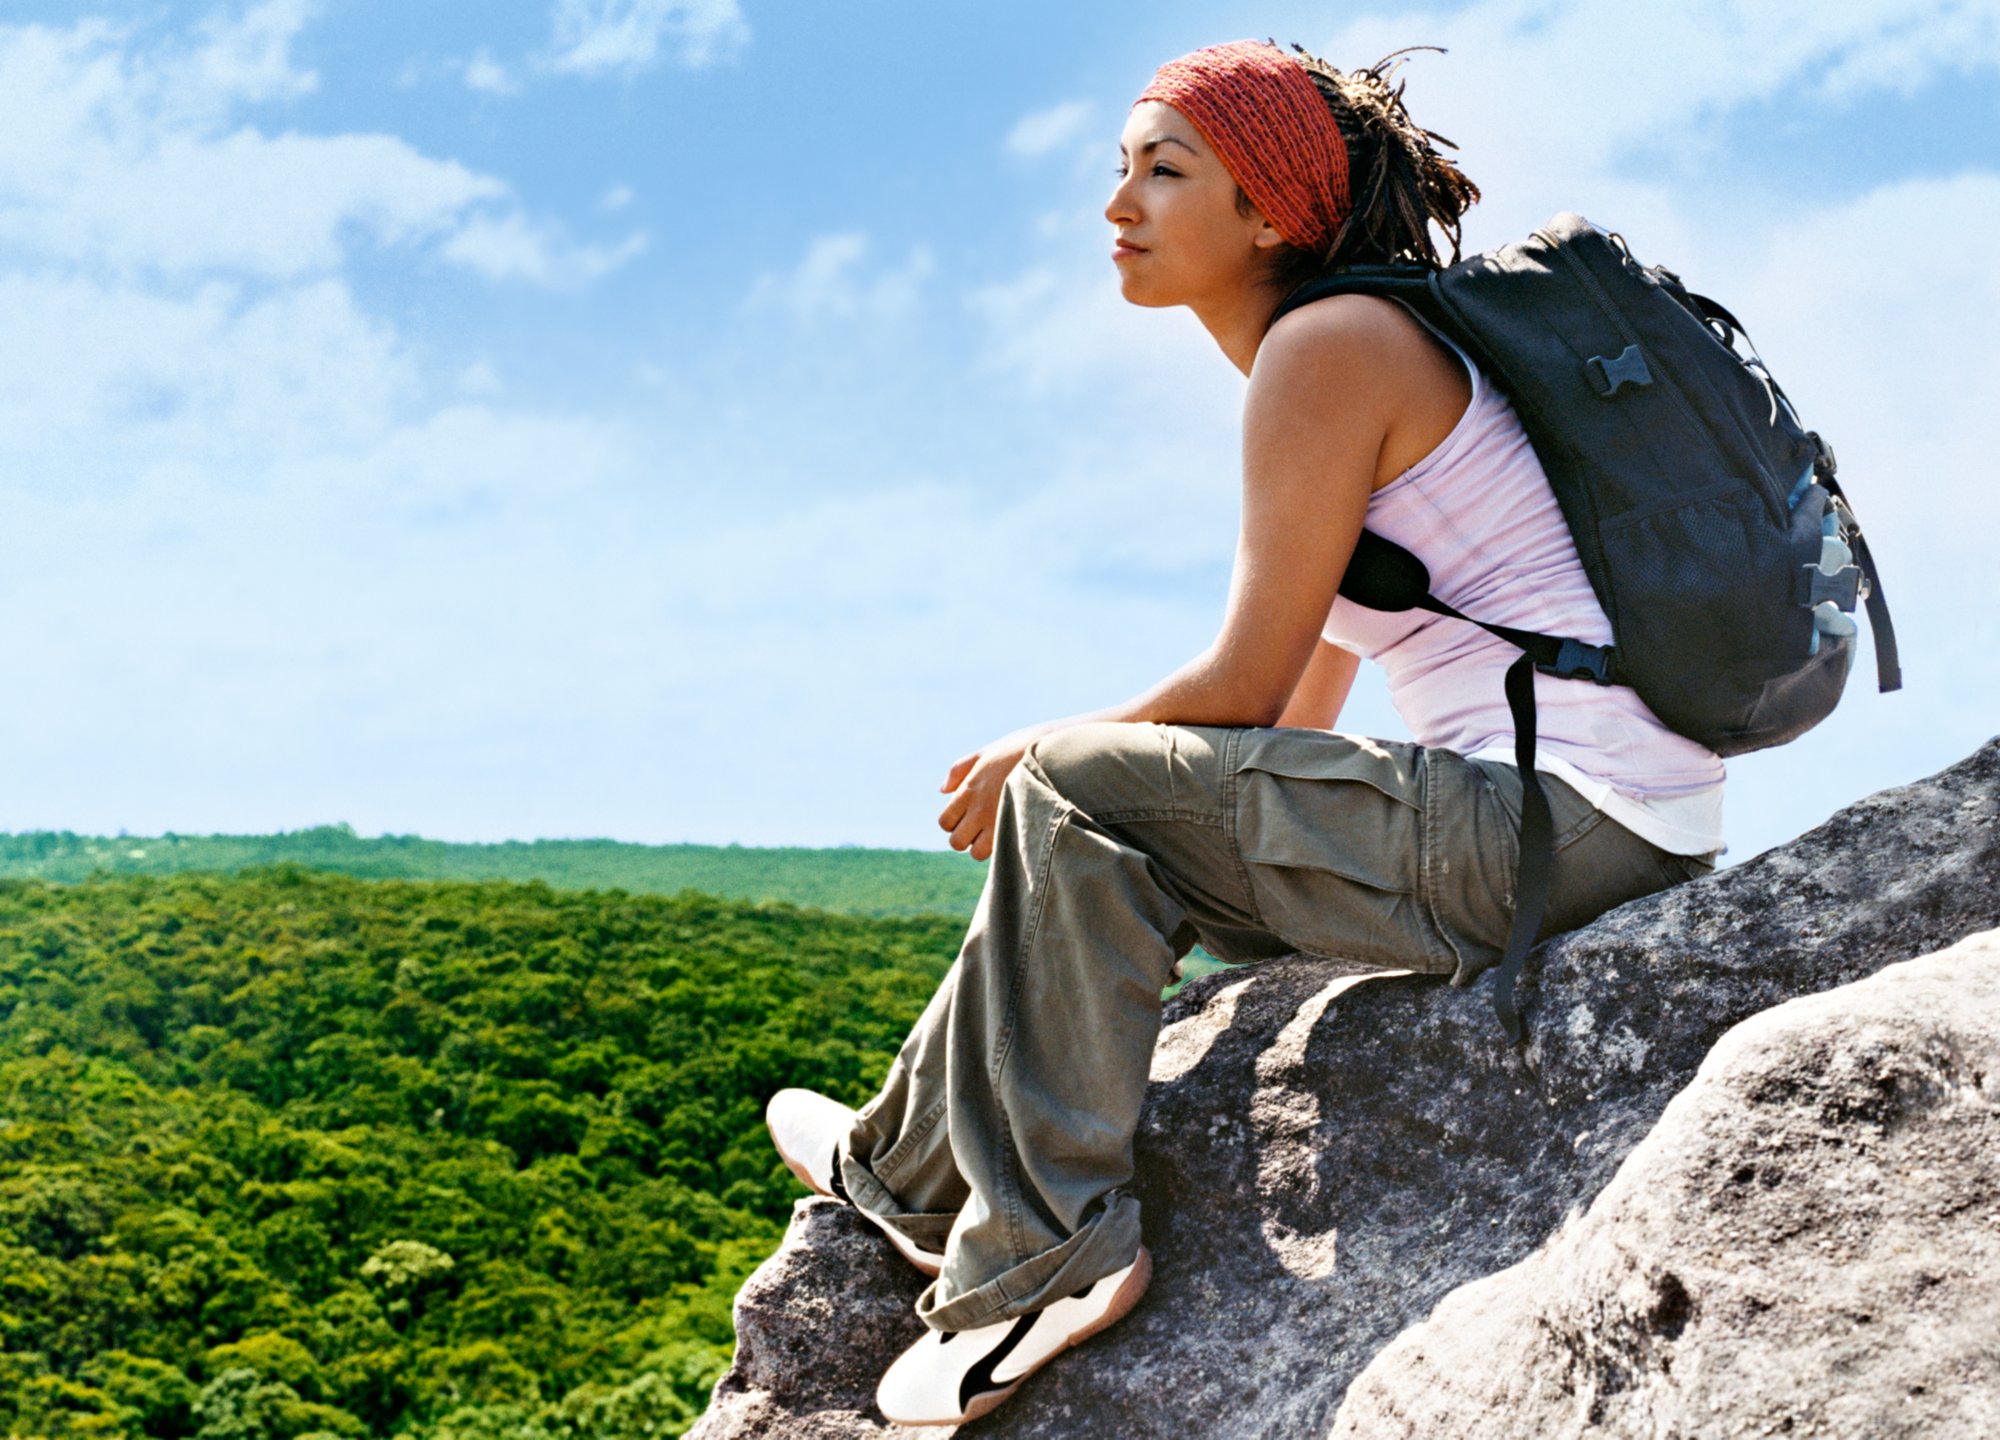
[694, 740, 2000, 1438]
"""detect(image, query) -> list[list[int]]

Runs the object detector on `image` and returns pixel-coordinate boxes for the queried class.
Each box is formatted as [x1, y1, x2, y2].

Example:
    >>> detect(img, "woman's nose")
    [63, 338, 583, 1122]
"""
[1105, 175, 1138, 227]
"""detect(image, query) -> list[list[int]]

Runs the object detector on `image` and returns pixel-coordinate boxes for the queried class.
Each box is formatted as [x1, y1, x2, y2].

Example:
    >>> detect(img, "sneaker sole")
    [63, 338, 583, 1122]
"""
[767, 1123, 834, 1199]
[882, 1246, 1154, 1427]
[769, 1120, 944, 1278]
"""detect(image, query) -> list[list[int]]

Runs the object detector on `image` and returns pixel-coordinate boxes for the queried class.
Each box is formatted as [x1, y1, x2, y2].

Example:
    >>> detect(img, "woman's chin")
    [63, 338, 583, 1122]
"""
[1114, 273, 1178, 309]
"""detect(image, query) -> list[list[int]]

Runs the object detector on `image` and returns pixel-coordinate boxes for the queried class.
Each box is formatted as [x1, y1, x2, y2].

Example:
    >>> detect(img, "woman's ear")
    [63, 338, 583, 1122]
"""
[1233, 185, 1286, 252]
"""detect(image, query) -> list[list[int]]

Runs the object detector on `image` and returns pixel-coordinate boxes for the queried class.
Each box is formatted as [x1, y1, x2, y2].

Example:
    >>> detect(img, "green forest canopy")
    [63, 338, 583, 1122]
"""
[0, 869, 960, 1439]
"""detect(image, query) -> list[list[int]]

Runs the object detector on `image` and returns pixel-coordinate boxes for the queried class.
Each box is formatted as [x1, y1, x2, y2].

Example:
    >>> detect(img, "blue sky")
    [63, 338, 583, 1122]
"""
[0, 0, 1994, 861]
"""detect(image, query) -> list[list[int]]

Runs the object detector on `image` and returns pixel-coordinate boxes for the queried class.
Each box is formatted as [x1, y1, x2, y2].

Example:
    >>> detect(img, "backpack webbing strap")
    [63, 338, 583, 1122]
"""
[1403, 589, 1581, 1043]
[1847, 525, 1901, 692]
[1490, 653, 1555, 1047]
[1410, 595, 1621, 686]
[1816, 472, 1902, 693]
[1394, 591, 1601, 1044]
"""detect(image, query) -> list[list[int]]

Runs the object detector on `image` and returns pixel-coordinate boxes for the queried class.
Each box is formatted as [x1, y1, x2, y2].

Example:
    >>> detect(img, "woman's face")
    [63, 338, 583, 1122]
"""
[1106, 100, 1280, 309]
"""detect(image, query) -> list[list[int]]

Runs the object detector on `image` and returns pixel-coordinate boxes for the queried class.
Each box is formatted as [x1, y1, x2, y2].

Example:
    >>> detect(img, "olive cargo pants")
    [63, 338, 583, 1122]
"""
[837, 722, 1711, 1332]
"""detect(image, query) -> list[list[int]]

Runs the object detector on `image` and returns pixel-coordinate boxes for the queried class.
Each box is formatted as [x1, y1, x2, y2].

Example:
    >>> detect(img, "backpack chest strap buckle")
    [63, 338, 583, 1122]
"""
[1586, 344, 1654, 398]
[1796, 562, 1863, 612]
[1535, 638, 1619, 685]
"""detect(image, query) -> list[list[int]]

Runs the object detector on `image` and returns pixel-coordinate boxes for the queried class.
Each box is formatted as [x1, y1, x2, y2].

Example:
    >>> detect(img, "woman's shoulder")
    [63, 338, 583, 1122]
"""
[1258, 290, 1468, 391]
[1251, 292, 1473, 485]
[1263, 290, 1418, 346]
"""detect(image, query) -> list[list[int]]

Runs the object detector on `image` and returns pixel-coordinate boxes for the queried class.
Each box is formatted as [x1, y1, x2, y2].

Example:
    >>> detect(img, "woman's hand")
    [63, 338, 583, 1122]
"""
[938, 722, 1058, 862]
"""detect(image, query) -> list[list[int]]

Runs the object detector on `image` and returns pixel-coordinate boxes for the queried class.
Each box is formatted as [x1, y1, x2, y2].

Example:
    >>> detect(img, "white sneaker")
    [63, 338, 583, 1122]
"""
[875, 1247, 1153, 1427]
[765, 1088, 853, 1197]
[764, 1088, 945, 1277]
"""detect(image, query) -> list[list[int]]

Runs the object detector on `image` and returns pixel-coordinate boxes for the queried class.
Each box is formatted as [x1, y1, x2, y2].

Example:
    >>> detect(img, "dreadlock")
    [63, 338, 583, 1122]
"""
[1238, 45, 1481, 292]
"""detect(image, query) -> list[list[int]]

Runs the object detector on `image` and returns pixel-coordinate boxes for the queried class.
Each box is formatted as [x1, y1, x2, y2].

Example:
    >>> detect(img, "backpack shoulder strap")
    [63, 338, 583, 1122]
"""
[1271, 262, 1438, 322]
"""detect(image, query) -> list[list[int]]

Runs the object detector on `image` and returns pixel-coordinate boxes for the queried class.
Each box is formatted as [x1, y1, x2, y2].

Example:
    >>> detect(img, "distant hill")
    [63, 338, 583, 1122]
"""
[0, 825, 988, 918]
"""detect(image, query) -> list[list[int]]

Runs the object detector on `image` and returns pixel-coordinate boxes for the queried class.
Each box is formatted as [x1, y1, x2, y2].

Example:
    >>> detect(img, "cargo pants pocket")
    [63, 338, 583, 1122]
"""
[1227, 729, 1455, 974]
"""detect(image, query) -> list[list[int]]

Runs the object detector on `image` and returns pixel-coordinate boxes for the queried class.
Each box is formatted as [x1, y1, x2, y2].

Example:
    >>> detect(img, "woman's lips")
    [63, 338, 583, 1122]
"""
[1113, 240, 1147, 262]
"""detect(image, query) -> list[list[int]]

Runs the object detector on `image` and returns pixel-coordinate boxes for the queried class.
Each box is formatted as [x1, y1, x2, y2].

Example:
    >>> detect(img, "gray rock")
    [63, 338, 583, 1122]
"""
[702, 1202, 945, 1439]
[691, 739, 2000, 1439]
[1333, 929, 2000, 1439]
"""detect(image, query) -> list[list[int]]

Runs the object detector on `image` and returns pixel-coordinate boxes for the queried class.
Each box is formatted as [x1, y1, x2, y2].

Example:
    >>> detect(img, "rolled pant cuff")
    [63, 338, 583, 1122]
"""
[837, 1153, 959, 1255]
[912, 1193, 1144, 1332]
[839, 1151, 906, 1218]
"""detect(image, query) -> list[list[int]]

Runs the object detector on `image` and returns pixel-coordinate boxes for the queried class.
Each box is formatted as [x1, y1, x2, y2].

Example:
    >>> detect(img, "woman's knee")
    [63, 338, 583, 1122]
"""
[1022, 722, 1175, 818]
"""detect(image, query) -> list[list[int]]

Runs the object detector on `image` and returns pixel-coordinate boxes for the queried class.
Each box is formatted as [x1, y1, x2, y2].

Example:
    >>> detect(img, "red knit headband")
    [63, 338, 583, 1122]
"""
[1134, 40, 1351, 258]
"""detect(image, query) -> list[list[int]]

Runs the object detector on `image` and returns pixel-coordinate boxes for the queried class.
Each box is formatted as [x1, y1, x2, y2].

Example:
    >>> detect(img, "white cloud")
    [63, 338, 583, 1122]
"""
[462, 46, 519, 96]
[0, 273, 410, 480]
[1318, 0, 2000, 241]
[442, 212, 648, 287]
[1798, 0, 2000, 100]
[968, 254, 1233, 407]
[0, 11, 649, 590]
[456, 360, 504, 397]
[600, 182, 635, 211]
[0, 396, 645, 788]
[0, 9, 639, 288]
[1006, 100, 1093, 158]
[184, 0, 320, 110]
[0, 6, 673, 841]
[0, 123, 504, 279]
[545, 0, 750, 77]
[0, 6, 465, 279]
[744, 233, 935, 321]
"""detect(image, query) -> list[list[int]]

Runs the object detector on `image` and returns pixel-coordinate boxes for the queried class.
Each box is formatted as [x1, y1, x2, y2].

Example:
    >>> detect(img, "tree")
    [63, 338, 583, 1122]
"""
[358, 1240, 455, 1327]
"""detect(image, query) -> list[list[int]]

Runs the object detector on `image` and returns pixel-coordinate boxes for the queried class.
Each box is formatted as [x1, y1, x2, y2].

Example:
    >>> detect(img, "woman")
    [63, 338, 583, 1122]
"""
[765, 39, 1722, 1427]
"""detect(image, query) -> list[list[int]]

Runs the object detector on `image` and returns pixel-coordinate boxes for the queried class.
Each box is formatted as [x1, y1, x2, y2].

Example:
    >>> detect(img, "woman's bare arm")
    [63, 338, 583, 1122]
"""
[1046, 298, 1401, 730]
[938, 298, 1407, 858]
[1275, 638, 1360, 729]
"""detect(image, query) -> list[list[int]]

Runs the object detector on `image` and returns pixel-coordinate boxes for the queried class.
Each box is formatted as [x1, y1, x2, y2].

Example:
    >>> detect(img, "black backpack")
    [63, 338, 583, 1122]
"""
[1271, 212, 1900, 1043]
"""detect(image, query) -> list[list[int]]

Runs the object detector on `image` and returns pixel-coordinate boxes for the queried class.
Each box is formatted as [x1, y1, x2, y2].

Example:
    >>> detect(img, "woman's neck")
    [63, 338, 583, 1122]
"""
[1191, 283, 1289, 376]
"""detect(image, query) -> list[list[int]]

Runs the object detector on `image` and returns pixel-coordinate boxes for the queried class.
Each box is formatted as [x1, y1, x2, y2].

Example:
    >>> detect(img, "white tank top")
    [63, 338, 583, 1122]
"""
[1321, 312, 1726, 856]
